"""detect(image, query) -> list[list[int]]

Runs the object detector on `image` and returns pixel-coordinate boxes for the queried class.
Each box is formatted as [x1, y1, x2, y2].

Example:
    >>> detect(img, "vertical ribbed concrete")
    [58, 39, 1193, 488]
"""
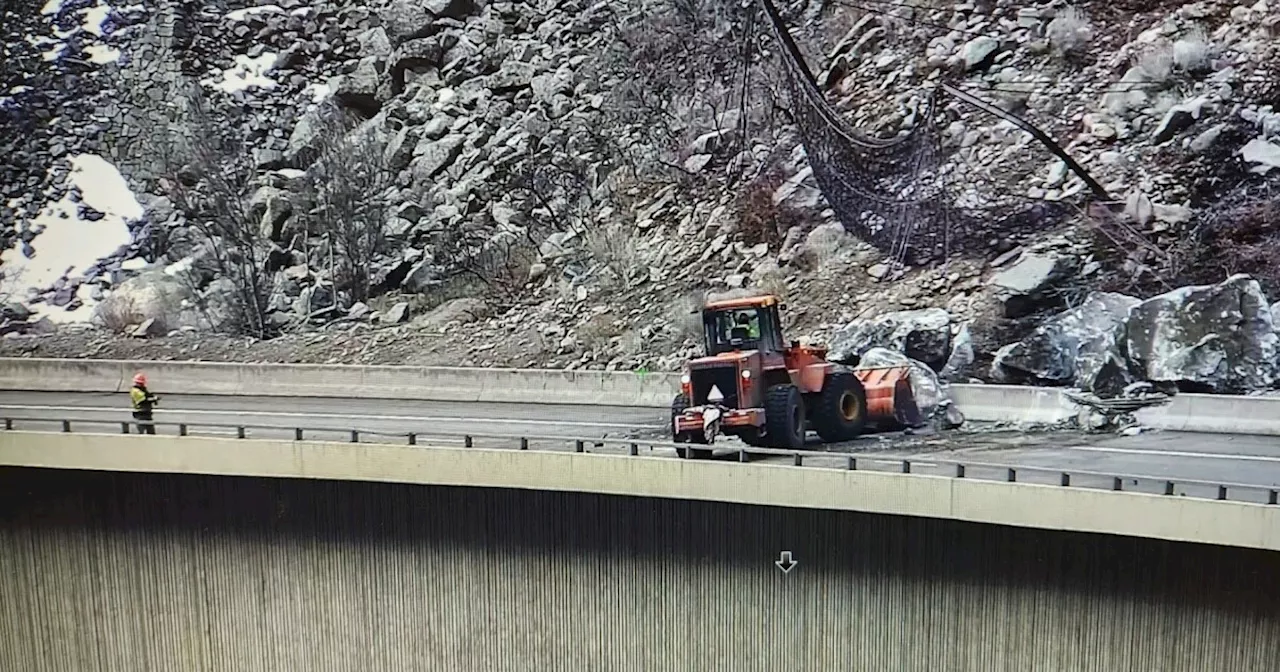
[0, 467, 1278, 671]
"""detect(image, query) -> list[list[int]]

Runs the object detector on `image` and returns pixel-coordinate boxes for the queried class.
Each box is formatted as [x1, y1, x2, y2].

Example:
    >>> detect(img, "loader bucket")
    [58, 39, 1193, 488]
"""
[853, 366, 924, 430]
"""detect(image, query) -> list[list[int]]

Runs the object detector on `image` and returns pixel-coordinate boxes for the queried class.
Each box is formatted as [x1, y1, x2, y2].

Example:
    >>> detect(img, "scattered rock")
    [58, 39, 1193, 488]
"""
[384, 301, 411, 324]
[989, 252, 1076, 318]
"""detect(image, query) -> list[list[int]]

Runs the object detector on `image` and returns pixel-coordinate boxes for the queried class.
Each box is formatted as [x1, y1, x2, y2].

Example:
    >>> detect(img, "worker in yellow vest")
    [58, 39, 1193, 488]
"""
[130, 373, 160, 435]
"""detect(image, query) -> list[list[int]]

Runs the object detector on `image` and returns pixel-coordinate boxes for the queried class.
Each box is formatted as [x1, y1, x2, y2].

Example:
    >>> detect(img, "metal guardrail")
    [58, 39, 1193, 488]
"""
[2, 416, 1278, 506]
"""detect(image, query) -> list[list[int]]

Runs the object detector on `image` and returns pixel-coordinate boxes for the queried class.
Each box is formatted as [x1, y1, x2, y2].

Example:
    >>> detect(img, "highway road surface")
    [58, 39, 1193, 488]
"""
[1, 391, 1278, 502]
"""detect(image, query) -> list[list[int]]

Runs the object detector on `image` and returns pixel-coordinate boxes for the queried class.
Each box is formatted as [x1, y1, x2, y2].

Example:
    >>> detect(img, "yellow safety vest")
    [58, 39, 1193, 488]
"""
[130, 387, 152, 411]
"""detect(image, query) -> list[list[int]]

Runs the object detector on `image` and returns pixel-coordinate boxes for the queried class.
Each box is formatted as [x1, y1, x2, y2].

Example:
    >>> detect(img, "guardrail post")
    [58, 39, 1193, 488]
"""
[61, 420, 70, 433]
[179, 424, 188, 437]
[520, 438, 528, 450]
[901, 460, 911, 474]
[575, 440, 584, 453]
[237, 426, 245, 439]
[740, 449, 749, 463]
[295, 428, 303, 441]
[3, 418, 10, 431]
[629, 443, 638, 456]
[1269, 490, 1278, 505]
[793, 453, 802, 466]
[1217, 485, 1228, 501]
[120, 422, 130, 434]
[847, 456, 857, 471]
[956, 464, 965, 478]
[1112, 477, 1122, 491]
[464, 435, 473, 448]
[408, 433, 416, 446]
[350, 430, 359, 443]
[1164, 481, 1175, 496]
[1060, 473, 1069, 487]
[1006, 468, 1016, 483]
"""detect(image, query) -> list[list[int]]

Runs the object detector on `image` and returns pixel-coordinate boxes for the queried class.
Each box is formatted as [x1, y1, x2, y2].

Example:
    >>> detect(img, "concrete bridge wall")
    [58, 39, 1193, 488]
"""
[1, 467, 1277, 672]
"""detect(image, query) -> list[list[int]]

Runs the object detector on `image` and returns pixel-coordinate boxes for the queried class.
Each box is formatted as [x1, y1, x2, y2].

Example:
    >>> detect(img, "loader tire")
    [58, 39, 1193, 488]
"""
[671, 393, 711, 459]
[764, 384, 805, 450]
[812, 371, 868, 443]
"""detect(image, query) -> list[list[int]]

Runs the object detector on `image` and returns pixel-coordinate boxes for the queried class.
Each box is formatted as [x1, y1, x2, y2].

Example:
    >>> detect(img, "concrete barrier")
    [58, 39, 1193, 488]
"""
[946, 384, 1079, 425]
[4, 357, 1280, 435]
[1132, 392, 1280, 436]
[1, 430, 1276, 551]
[0, 358, 682, 407]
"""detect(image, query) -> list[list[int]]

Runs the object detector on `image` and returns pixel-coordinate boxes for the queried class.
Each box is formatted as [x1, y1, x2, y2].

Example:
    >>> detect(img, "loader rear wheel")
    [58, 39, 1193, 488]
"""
[812, 371, 868, 443]
[764, 384, 805, 450]
[671, 393, 712, 459]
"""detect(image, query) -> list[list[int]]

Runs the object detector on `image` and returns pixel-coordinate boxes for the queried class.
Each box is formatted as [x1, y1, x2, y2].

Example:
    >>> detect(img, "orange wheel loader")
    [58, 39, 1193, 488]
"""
[671, 294, 923, 458]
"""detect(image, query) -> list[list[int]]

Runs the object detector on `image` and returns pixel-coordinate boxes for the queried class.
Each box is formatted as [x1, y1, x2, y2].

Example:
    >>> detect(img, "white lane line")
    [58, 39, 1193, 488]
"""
[0, 404, 658, 430]
[1063, 445, 1280, 464]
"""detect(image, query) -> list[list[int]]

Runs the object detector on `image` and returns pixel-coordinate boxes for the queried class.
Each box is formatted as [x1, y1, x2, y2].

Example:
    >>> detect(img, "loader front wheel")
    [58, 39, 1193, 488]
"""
[812, 371, 868, 443]
[764, 384, 806, 450]
[671, 393, 712, 459]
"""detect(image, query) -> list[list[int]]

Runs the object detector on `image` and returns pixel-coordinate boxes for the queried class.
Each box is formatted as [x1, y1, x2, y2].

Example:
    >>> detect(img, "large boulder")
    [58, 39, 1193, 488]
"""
[858, 347, 948, 425]
[828, 308, 952, 370]
[989, 251, 1076, 318]
[91, 271, 192, 333]
[1124, 274, 1279, 393]
[991, 292, 1139, 395]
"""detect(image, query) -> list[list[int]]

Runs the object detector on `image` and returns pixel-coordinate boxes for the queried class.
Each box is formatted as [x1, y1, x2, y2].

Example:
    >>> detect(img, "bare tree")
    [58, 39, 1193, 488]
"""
[299, 102, 395, 304]
[156, 87, 274, 338]
[594, 0, 781, 177]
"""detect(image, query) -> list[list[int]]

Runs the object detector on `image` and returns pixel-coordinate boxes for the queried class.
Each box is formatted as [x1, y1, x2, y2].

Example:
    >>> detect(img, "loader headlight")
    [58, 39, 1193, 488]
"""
[680, 373, 691, 385]
[741, 370, 751, 379]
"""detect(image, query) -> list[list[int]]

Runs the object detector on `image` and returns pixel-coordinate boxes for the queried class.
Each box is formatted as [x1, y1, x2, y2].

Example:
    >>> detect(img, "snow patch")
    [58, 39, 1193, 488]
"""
[226, 4, 285, 21]
[305, 81, 332, 102]
[84, 43, 122, 65]
[35, 0, 126, 67]
[1, 155, 142, 321]
[203, 53, 279, 93]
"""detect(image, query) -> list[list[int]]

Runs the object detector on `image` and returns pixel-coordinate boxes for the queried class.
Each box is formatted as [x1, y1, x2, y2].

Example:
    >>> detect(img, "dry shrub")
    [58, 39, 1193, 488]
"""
[584, 221, 647, 288]
[1047, 6, 1093, 57]
[752, 267, 790, 299]
[734, 170, 808, 249]
[1184, 198, 1280, 293]
[1173, 26, 1213, 73]
[1095, 189, 1280, 297]
[576, 313, 621, 348]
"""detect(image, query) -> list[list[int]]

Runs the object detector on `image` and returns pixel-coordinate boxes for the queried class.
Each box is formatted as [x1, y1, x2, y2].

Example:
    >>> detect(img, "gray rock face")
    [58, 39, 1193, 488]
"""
[411, 134, 466, 181]
[331, 57, 384, 117]
[828, 308, 952, 370]
[1124, 274, 1279, 393]
[249, 186, 293, 241]
[380, 0, 440, 43]
[991, 291, 1139, 395]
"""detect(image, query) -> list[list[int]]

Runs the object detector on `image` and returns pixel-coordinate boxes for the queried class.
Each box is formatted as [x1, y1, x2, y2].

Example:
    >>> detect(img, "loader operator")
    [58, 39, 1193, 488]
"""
[732, 310, 760, 341]
[129, 373, 160, 435]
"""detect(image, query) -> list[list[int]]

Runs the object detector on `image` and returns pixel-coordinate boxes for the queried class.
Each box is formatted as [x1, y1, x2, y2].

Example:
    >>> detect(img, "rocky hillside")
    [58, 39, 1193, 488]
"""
[2, 0, 1280, 397]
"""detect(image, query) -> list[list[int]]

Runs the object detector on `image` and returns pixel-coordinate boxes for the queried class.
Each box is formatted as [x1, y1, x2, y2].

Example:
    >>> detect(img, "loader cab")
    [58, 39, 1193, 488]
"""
[702, 299, 785, 355]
